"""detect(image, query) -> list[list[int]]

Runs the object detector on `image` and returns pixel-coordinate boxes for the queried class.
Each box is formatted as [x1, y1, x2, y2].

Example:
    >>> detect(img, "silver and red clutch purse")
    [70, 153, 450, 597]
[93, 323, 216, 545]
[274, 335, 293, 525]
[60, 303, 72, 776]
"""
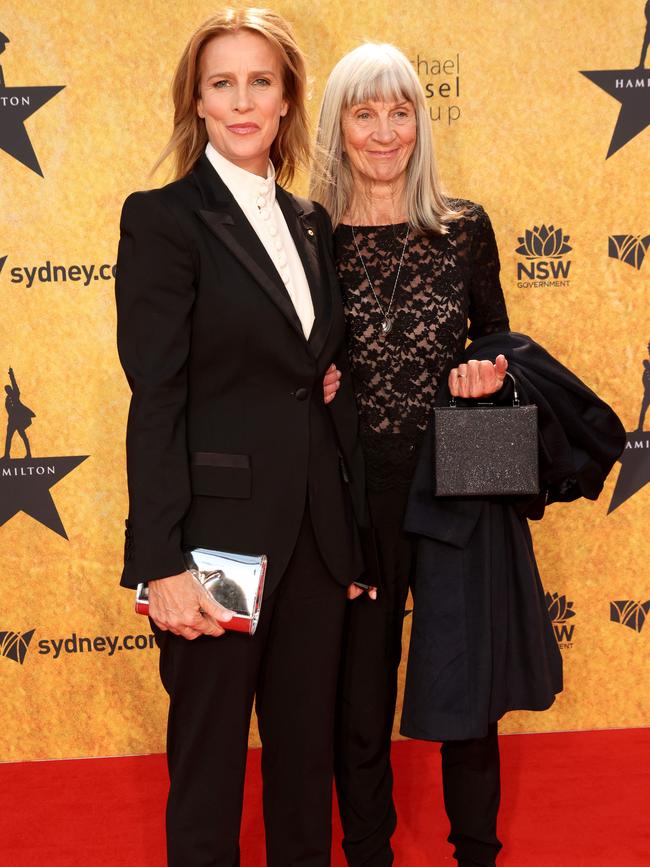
[135, 547, 267, 636]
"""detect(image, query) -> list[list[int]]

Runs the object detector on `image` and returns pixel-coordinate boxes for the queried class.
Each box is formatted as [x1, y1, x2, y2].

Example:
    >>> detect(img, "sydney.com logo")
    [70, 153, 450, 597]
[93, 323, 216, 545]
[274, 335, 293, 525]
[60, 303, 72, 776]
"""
[0, 255, 116, 287]
[515, 224, 573, 289]
[0, 628, 155, 665]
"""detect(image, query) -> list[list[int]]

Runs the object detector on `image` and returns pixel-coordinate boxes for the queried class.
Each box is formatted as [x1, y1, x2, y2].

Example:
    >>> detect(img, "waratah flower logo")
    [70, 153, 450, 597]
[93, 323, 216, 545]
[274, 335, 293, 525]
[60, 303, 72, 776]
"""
[0, 629, 35, 664]
[545, 592, 576, 623]
[516, 225, 572, 259]
[608, 235, 650, 271]
[610, 600, 650, 634]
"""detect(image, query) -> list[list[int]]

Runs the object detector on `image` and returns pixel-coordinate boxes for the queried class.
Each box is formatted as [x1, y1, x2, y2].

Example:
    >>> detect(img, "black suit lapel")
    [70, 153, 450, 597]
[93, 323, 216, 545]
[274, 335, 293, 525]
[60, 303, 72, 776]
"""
[191, 155, 304, 339]
[275, 188, 333, 360]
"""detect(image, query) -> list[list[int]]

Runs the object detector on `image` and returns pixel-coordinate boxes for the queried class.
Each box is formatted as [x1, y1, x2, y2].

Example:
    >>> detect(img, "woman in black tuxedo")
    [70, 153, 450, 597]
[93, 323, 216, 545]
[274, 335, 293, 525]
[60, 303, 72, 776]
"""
[115, 10, 366, 866]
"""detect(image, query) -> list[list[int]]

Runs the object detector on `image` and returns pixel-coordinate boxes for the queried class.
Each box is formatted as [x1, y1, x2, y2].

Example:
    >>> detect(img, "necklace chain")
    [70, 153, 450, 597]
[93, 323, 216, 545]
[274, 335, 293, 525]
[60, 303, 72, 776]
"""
[351, 225, 409, 335]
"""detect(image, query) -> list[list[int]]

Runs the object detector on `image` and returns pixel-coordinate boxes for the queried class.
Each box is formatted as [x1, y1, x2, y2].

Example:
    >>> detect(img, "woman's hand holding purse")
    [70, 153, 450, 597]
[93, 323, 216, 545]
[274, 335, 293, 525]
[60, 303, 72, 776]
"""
[148, 571, 234, 640]
[448, 354, 508, 399]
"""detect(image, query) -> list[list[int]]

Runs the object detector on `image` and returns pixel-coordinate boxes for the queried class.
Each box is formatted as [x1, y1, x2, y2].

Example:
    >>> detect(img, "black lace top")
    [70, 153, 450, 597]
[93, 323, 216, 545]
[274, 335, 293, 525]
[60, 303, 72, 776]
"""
[334, 200, 509, 491]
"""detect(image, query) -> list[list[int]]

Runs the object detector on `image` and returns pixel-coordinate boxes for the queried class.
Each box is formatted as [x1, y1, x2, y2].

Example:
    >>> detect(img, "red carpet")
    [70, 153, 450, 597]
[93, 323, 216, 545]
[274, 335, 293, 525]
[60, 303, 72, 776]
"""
[1, 729, 648, 866]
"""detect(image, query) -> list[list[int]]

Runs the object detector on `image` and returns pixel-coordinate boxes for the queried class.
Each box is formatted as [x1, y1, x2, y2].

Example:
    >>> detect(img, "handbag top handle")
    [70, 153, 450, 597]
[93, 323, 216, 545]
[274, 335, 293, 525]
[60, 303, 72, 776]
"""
[449, 370, 520, 408]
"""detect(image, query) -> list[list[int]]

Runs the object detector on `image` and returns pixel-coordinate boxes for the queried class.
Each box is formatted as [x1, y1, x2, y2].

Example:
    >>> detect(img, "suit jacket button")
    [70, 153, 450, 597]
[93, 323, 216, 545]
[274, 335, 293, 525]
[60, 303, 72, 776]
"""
[294, 387, 308, 401]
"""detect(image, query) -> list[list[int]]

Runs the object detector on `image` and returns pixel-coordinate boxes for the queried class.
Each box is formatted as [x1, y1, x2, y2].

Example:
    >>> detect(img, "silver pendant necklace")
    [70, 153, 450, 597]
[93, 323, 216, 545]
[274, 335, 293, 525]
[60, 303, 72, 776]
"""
[351, 225, 409, 336]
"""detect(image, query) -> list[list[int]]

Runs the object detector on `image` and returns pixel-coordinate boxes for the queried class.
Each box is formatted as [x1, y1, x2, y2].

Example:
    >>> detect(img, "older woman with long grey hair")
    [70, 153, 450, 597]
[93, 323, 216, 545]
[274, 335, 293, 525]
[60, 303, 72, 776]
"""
[312, 43, 563, 867]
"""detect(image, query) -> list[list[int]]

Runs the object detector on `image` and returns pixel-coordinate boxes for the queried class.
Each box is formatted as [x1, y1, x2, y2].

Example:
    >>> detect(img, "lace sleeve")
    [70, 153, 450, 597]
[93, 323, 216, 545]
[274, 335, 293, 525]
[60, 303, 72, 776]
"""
[467, 206, 510, 340]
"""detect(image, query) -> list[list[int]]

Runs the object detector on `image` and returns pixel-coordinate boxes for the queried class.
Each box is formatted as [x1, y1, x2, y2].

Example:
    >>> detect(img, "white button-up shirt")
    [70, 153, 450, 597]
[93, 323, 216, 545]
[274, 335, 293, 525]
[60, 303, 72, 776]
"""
[205, 143, 315, 339]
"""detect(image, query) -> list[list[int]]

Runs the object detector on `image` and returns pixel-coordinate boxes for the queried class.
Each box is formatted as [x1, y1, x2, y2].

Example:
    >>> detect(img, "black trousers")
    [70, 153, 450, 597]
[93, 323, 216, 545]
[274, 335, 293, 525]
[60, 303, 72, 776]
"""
[335, 487, 501, 867]
[156, 506, 348, 867]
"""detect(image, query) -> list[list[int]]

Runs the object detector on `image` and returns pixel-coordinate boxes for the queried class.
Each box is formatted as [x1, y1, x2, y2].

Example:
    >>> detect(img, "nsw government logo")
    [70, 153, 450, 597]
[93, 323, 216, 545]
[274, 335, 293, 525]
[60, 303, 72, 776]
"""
[515, 225, 572, 289]
[546, 592, 576, 649]
[610, 600, 650, 633]
[0, 628, 35, 664]
[1, 366, 88, 538]
[0, 31, 64, 176]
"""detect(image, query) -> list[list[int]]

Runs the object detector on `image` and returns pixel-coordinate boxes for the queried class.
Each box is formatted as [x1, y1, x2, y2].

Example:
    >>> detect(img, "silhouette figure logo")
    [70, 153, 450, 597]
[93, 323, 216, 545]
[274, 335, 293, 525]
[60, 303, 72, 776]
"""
[580, 2, 650, 157]
[608, 341, 650, 512]
[0, 31, 64, 176]
[1, 367, 88, 538]
[546, 592, 576, 645]
[610, 600, 650, 633]
[0, 628, 35, 664]
[4, 366, 35, 459]
[608, 235, 650, 270]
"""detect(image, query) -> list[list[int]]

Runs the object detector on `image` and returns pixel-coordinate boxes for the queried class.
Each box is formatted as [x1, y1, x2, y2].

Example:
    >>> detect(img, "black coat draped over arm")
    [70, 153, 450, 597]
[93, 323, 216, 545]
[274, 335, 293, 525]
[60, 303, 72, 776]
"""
[400, 332, 625, 741]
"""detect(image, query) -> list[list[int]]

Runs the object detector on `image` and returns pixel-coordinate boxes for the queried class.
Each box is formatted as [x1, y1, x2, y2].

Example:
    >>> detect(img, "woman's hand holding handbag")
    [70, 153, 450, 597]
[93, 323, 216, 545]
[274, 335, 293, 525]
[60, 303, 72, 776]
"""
[448, 354, 509, 399]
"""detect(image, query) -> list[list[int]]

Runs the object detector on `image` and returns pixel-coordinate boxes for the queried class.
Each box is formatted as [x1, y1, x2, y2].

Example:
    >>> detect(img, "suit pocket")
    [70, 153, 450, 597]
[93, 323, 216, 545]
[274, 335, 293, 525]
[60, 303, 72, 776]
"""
[190, 452, 252, 499]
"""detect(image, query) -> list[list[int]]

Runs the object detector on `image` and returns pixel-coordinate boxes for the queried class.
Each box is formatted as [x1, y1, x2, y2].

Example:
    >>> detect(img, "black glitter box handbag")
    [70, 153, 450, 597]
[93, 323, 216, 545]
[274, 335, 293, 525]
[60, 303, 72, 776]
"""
[432, 373, 539, 497]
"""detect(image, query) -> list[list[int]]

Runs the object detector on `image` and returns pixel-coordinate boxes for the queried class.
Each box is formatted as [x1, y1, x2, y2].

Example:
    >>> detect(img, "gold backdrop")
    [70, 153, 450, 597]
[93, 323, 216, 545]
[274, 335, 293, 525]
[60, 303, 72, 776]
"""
[1, 0, 648, 762]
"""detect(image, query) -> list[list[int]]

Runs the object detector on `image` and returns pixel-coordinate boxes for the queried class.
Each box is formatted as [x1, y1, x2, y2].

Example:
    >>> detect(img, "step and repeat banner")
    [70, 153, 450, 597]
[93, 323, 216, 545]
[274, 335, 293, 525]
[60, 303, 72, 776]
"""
[1, 0, 648, 762]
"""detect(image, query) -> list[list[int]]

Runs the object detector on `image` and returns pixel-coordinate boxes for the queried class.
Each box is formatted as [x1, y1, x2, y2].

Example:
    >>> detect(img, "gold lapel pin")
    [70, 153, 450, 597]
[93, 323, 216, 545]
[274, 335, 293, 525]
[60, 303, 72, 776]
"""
[307, 228, 315, 236]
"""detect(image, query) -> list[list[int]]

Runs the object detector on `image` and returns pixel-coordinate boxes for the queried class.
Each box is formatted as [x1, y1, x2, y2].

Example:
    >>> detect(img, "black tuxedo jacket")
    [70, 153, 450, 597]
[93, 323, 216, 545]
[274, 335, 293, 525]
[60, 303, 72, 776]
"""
[116, 154, 365, 594]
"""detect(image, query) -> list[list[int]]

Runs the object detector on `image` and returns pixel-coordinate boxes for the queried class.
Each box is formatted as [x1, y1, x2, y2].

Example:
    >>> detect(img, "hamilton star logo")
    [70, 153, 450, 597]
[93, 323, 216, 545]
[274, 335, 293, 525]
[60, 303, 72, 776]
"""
[1, 367, 88, 538]
[0, 31, 64, 176]
[608, 341, 650, 512]
[580, 2, 650, 157]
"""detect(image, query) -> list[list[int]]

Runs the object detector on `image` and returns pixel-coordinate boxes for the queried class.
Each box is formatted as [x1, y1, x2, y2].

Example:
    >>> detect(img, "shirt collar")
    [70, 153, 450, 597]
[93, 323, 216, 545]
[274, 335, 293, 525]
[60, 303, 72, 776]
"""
[205, 142, 276, 208]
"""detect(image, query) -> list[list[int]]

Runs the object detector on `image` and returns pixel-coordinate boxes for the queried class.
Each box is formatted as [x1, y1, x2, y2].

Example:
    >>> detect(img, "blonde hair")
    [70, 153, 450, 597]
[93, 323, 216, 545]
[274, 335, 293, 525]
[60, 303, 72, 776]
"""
[309, 42, 461, 233]
[154, 8, 310, 185]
